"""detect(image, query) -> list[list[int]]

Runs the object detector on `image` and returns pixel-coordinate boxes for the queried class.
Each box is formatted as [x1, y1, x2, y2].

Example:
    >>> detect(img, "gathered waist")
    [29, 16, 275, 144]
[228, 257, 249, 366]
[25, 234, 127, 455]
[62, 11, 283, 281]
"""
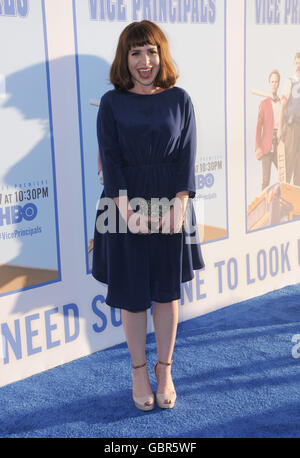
[123, 162, 176, 170]
[122, 162, 177, 200]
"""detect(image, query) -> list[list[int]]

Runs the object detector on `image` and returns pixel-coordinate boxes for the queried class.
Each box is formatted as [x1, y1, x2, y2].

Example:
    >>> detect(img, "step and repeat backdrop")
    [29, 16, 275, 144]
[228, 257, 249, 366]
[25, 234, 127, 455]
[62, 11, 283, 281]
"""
[0, 0, 299, 386]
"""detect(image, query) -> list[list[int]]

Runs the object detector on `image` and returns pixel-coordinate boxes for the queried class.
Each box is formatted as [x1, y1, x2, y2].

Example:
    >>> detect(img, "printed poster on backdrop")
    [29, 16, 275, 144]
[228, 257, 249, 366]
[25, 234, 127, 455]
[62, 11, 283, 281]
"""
[0, 1, 61, 296]
[245, 0, 300, 233]
[73, 0, 228, 273]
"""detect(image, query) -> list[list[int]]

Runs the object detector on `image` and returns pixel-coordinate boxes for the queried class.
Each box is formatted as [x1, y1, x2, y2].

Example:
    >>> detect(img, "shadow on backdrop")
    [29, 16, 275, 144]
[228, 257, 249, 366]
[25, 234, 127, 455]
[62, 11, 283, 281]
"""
[0, 54, 110, 300]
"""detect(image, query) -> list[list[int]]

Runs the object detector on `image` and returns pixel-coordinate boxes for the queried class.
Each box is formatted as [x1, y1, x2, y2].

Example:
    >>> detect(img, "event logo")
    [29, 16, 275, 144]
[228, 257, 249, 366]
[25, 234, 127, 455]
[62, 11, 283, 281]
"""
[196, 173, 214, 189]
[0, 0, 29, 17]
[255, 0, 300, 24]
[88, 0, 216, 23]
[0, 203, 37, 226]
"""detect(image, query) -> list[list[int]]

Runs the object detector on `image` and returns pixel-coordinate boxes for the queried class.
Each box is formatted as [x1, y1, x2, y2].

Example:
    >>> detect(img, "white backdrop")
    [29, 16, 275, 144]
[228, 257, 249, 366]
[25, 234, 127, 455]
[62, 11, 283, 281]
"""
[0, 0, 299, 387]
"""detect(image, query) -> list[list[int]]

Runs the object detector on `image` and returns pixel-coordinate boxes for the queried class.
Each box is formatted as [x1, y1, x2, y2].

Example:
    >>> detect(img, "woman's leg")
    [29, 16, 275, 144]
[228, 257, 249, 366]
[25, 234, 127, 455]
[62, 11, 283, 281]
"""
[121, 309, 153, 402]
[153, 300, 179, 403]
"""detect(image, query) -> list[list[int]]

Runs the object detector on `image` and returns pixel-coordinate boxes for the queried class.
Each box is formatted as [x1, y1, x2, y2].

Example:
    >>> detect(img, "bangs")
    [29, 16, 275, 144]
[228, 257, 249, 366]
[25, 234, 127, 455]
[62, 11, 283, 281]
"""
[110, 20, 178, 90]
[126, 24, 158, 51]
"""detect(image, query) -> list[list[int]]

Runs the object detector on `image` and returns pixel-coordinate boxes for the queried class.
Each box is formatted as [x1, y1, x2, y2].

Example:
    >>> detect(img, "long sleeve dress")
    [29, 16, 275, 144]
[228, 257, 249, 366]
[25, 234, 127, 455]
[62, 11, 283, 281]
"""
[92, 86, 205, 312]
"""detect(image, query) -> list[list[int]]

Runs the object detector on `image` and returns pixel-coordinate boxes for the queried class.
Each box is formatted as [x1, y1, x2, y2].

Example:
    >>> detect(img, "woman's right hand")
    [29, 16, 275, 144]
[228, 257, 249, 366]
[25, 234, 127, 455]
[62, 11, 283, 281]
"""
[114, 196, 159, 234]
[127, 212, 158, 234]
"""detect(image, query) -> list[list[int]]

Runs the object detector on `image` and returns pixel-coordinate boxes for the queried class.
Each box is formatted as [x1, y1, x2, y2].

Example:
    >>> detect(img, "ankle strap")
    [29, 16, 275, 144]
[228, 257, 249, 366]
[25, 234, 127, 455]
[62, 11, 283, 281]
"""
[158, 360, 173, 366]
[132, 362, 146, 370]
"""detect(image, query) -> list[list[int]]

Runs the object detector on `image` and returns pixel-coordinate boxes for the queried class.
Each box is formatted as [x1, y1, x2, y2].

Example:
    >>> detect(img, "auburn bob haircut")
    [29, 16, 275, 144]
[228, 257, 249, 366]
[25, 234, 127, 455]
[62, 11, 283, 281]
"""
[110, 20, 179, 90]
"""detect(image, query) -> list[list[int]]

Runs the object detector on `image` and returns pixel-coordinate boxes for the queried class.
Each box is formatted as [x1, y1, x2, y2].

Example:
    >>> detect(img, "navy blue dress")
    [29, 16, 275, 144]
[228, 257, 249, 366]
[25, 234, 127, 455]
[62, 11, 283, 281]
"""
[92, 86, 205, 312]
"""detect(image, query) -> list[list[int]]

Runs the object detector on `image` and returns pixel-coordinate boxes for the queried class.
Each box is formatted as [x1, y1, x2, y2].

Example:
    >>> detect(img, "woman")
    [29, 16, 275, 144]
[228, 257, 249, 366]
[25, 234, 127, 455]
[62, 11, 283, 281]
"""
[92, 20, 205, 411]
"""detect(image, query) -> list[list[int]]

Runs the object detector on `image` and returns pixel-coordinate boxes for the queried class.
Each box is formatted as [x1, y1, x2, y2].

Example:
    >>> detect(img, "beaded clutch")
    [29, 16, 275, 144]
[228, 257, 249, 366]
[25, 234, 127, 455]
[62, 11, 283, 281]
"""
[135, 198, 184, 232]
[136, 198, 173, 219]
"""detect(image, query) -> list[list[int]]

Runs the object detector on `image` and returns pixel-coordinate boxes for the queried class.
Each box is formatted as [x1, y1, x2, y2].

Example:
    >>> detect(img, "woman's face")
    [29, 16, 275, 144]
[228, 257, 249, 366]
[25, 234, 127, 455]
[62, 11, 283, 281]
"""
[127, 43, 160, 90]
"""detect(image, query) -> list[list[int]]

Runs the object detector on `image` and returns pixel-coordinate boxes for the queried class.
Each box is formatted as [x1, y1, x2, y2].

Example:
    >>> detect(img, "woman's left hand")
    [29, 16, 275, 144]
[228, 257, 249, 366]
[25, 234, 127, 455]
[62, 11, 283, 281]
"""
[159, 203, 184, 234]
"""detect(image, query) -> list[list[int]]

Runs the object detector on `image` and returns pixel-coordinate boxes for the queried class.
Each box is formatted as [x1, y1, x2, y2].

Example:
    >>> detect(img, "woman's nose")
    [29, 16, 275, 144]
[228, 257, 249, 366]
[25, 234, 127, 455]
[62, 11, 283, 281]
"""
[140, 52, 150, 66]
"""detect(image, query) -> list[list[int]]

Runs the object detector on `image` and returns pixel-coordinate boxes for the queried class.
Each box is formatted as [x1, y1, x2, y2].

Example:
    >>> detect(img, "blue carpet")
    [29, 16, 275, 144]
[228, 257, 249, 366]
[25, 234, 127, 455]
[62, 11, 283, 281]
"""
[0, 284, 300, 438]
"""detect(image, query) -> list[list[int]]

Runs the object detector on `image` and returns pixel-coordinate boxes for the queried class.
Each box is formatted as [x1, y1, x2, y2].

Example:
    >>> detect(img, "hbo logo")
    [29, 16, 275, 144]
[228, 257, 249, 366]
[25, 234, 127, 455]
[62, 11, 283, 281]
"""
[196, 173, 214, 189]
[0, 204, 38, 226]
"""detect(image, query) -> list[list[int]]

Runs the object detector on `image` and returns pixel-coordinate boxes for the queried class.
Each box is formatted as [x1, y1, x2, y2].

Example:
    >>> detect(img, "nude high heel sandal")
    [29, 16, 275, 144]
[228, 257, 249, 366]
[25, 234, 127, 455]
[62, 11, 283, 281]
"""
[132, 362, 155, 411]
[154, 360, 177, 409]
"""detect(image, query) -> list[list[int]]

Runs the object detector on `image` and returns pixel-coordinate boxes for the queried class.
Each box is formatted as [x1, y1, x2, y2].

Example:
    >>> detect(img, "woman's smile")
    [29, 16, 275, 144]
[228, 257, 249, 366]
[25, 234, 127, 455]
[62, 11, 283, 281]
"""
[137, 67, 153, 79]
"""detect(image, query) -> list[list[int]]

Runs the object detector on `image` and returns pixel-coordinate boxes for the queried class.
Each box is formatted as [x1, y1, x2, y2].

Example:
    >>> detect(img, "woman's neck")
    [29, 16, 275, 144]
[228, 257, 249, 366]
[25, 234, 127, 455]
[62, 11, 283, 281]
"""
[128, 85, 164, 95]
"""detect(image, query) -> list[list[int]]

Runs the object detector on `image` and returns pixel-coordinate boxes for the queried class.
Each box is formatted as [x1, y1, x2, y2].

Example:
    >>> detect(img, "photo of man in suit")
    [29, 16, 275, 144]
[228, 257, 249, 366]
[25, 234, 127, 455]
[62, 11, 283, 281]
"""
[255, 70, 281, 190]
